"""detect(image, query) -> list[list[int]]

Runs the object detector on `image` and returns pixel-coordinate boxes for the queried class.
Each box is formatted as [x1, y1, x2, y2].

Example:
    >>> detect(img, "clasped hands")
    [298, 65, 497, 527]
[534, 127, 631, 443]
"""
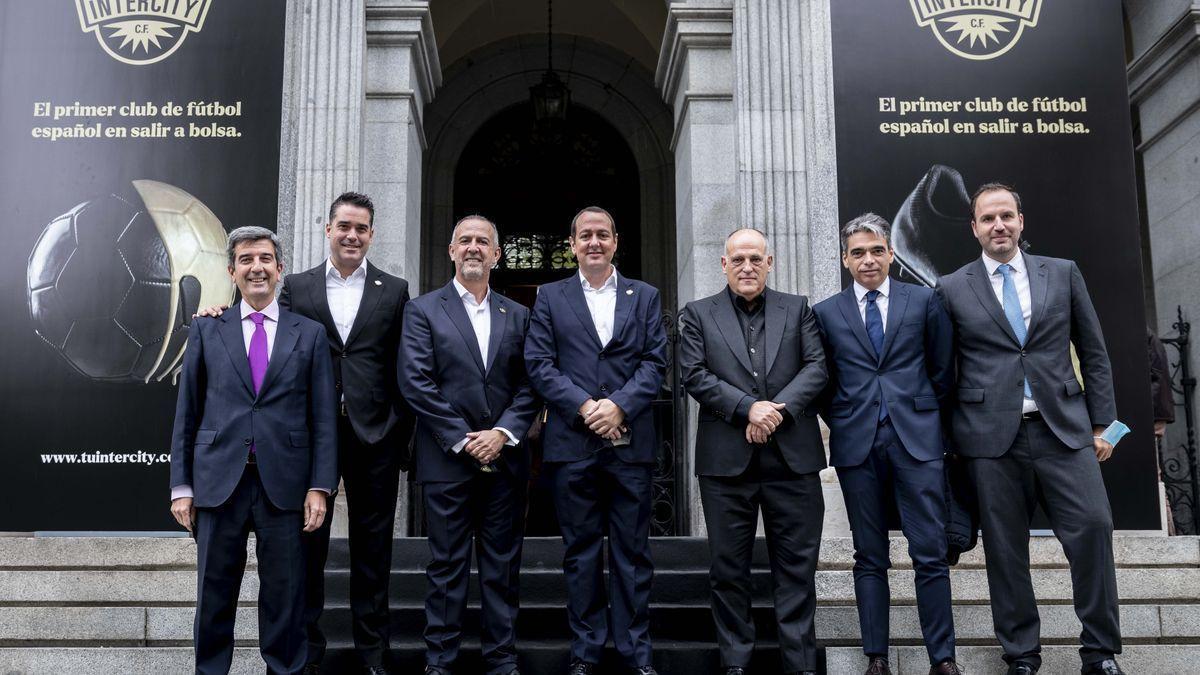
[578, 398, 626, 440]
[746, 400, 787, 444]
[464, 428, 508, 465]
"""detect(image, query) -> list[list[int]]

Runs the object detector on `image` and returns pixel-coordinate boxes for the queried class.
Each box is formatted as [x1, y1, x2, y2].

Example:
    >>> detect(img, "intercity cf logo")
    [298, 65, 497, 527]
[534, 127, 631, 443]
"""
[909, 0, 1043, 61]
[75, 0, 212, 66]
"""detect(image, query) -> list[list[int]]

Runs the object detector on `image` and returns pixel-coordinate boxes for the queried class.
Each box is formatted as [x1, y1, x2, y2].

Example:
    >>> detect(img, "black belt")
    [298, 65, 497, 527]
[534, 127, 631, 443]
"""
[1021, 410, 1043, 421]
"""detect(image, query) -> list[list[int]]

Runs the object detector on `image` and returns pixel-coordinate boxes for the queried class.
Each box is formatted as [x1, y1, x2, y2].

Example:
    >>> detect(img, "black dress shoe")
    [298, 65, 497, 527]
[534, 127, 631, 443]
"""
[424, 666, 450, 675]
[725, 668, 747, 675]
[631, 667, 658, 675]
[1082, 659, 1125, 675]
[1007, 662, 1037, 675]
[567, 661, 596, 675]
[865, 656, 893, 675]
[929, 660, 962, 675]
[302, 665, 320, 675]
[365, 666, 388, 675]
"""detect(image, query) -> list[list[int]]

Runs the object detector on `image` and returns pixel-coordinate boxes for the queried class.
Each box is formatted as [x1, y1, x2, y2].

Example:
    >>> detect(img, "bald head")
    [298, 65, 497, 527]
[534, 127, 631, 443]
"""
[725, 228, 769, 255]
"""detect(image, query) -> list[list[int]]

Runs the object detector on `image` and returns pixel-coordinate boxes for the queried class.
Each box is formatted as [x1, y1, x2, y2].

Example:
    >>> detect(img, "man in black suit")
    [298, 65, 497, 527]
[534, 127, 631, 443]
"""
[170, 226, 337, 674]
[400, 215, 540, 675]
[813, 214, 959, 675]
[280, 192, 414, 674]
[524, 207, 668, 675]
[936, 183, 1123, 675]
[678, 228, 828, 675]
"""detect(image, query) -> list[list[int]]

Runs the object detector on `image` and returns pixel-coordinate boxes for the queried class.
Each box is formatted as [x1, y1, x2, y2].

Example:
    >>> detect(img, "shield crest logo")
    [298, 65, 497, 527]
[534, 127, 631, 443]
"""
[75, 0, 213, 66]
[909, 0, 1043, 61]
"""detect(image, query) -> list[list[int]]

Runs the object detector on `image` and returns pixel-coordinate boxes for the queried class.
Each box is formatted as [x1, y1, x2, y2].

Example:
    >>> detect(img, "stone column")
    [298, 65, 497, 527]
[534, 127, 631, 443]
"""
[732, 0, 839, 302]
[364, 0, 440, 535]
[277, 0, 366, 273]
[658, 0, 737, 535]
[1127, 1, 1200, 532]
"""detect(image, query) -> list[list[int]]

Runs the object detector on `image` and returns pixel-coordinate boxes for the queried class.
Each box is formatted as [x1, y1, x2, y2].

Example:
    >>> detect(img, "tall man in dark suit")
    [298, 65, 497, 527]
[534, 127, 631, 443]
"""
[400, 215, 540, 675]
[169, 226, 337, 674]
[812, 214, 959, 675]
[278, 192, 414, 675]
[524, 207, 668, 675]
[679, 228, 827, 675]
[937, 183, 1122, 675]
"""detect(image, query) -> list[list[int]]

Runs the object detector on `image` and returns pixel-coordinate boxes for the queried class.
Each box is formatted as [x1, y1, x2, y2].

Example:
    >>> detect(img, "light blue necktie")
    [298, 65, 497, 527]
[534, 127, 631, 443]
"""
[997, 264, 1032, 398]
[865, 290, 887, 421]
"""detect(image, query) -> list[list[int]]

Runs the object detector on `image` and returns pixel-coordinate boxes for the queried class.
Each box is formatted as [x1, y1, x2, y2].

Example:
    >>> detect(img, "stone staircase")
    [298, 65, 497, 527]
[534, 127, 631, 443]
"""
[1, 535, 1199, 674]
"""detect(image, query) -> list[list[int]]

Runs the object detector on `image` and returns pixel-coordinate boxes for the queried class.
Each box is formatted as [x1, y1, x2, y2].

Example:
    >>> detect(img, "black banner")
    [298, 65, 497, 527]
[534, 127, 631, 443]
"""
[0, 1, 286, 530]
[830, 0, 1160, 529]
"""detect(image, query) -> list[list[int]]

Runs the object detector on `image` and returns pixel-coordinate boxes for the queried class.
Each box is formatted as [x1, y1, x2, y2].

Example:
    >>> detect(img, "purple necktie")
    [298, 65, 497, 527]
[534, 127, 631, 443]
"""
[248, 312, 268, 394]
[248, 312, 268, 455]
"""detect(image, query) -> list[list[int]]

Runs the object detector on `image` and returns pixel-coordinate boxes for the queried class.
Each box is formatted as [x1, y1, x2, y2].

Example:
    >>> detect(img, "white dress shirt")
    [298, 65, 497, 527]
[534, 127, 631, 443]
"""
[853, 276, 891, 329]
[981, 252, 1037, 413]
[171, 298, 329, 502]
[580, 266, 619, 347]
[448, 278, 517, 455]
[169, 297, 333, 499]
[325, 258, 367, 344]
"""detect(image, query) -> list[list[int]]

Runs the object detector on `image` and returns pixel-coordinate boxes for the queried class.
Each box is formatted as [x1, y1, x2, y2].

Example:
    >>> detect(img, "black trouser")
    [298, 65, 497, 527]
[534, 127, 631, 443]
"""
[303, 415, 405, 668]
[837, 419, 955, 665]
[195, 465, 306, 675]
[422, 468, 526, 674]
[551, 449, 655, 668]
[699, 471, 824, 673]
[968, 416, 1121, 669]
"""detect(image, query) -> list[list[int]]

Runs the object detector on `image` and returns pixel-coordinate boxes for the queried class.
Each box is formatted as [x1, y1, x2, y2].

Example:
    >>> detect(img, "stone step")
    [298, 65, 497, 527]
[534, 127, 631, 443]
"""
[2, 535, 1195, 571]
[6, 603, 1194, 645]
[4, 643, 1200, 675]
[4, 566, 1197, 605]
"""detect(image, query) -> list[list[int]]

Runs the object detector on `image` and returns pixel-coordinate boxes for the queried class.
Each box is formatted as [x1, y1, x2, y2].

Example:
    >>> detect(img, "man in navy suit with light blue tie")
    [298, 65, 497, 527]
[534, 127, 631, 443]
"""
[400, 215, 540, 675]
[169, 226, 338, 674]
[813, 214, 960, 675]
[524, 207, 668, 675]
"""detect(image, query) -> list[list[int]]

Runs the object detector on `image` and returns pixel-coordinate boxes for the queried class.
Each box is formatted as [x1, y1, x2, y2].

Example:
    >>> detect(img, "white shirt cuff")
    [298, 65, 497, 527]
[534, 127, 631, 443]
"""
[451, 437, 468, 454]
[171, 485, 193, 501]
[309, 488, 331, 495]
[452, 428, 519, 454]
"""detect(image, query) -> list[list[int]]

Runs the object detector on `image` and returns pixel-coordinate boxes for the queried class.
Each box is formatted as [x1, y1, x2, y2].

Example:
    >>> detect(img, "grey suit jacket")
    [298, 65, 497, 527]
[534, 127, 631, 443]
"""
[936, 253, 1117, 457]
[679, 287, 828, 476]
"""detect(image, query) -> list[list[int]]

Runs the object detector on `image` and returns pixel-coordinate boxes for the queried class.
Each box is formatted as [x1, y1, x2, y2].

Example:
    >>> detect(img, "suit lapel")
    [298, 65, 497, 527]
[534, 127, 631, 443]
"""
[306, 266, 341, 349]
[344, 262, 384, 347]
[440, 282, 486, 374]
[764, 291, 787, 374]
[879, 281, 909, 362]
[217, 311, 255, 397]
[1024, 253, 1049, 341]
[485, 294, 508, 374]
[966, 258, 1021, 346]
[256, 313, 300, 400]
[836, 287, 876, 359]
[712, 292, 753, 376]
[611, 279, 635, 345]
[561, 279, 604, 350]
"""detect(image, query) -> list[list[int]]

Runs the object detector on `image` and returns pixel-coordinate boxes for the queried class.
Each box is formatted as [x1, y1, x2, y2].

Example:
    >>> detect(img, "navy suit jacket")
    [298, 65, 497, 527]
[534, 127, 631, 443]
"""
[399, 282, 540, 483]
[169, 308, 338, 511]
[524, 273, 668, 464]
[813, 281, 954, 467]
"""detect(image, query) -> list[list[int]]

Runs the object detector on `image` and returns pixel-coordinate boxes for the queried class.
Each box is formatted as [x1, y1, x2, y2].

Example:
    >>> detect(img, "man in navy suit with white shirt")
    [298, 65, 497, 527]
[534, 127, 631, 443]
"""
[813, 214, 959, 675]
[169, 226, 337, 674]
[400, 215, 540, 675]
[524, 207, 668, 675]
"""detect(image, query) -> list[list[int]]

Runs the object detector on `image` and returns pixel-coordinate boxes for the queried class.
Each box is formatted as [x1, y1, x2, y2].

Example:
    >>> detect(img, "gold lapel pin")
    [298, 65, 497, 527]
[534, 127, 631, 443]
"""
[374, 279, 382, 286]
[499, 306, 507, 313]
[625, 289, 633, 295]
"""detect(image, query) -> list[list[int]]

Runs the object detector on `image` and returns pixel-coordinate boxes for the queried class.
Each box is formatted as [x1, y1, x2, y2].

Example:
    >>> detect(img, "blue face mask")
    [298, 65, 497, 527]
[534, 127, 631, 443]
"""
[1099, 420, 1131, 447]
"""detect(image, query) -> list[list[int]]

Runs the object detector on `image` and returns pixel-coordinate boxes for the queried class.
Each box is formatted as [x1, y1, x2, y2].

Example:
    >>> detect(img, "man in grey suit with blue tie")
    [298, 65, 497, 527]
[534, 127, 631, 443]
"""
[936, 184, 1123, 675]
[813, 214, 959, 675]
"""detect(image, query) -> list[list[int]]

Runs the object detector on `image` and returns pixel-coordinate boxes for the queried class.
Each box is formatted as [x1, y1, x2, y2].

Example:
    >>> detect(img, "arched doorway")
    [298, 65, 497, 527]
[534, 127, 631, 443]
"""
[418, 36, 685, 536]
[454, 102, 641, 305]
